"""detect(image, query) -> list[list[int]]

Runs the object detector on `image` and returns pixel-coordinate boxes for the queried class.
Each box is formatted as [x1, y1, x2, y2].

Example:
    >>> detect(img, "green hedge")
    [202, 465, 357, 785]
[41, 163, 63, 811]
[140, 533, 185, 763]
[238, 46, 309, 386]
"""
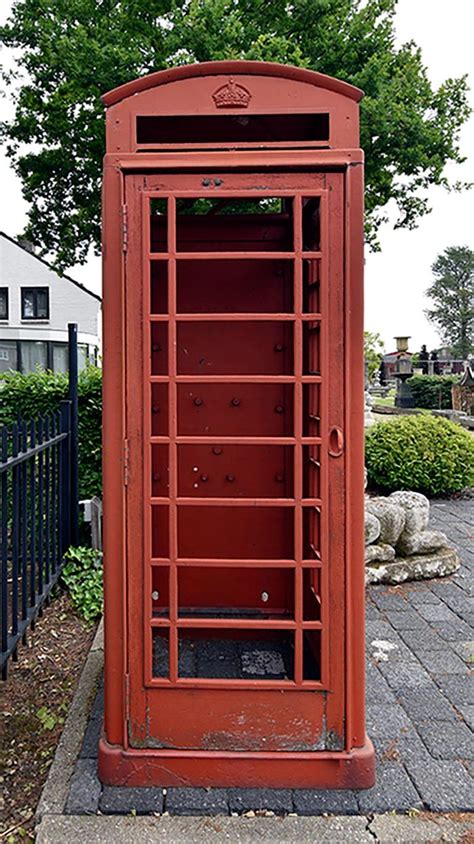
[0, 367, 102, 499]
[406, 374, 459, 409]
[365, 414, 474, 496]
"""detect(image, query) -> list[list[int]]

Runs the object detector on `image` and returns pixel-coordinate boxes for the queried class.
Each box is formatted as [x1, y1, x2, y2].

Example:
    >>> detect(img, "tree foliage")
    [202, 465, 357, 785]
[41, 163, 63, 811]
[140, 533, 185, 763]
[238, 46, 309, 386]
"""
[364, 330, 385, 380]
[1, 0, 471, 268]
[425, 246, 474, 359]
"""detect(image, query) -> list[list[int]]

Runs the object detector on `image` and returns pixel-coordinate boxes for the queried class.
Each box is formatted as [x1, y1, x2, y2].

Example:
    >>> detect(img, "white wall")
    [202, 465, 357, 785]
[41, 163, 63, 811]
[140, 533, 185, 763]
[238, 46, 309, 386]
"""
[0, 234, 100, 345]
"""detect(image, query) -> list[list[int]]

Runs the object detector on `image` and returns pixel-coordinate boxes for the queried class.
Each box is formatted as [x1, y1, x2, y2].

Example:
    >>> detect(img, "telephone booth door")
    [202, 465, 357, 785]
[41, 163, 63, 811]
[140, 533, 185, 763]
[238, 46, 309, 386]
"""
[122, 167, 357, 780]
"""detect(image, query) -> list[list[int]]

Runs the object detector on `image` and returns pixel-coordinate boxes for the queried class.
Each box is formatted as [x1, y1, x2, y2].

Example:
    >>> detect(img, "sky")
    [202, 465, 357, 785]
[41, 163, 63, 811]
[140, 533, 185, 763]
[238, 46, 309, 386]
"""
[0, 0, 473, 353]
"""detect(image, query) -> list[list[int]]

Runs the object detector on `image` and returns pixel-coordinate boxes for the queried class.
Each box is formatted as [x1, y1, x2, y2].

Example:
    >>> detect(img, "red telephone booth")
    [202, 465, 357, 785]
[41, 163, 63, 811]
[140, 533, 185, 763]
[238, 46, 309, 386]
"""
[99, 61, 374, 789]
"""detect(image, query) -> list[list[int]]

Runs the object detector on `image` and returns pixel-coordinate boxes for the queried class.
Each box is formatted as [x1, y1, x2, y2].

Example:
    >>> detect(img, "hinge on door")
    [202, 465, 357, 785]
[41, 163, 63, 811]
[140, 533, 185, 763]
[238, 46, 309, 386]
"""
[123, 437, 129, 486]
[121, 203, 128, 253]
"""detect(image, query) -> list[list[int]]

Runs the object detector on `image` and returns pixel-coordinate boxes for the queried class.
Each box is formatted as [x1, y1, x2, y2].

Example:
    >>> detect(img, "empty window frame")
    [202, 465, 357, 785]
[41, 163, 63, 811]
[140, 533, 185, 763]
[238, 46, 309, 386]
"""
[21, 287, 49, 320]
[176, 259, 294, 314]
[137, 113, 330, 146]
[177, 566, 295, 620]
[0, 288, 8, 320]
[175, 197, 294, 253]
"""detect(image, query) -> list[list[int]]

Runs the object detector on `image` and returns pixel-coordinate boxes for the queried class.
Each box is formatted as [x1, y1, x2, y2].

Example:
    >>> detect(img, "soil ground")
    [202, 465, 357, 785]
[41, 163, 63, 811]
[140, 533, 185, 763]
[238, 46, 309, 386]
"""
[0, 591, 96, 842]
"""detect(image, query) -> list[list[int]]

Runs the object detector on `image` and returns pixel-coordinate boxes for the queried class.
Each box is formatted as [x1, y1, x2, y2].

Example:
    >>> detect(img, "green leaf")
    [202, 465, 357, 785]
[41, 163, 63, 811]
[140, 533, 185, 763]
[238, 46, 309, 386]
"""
[61, 546, 103, 621]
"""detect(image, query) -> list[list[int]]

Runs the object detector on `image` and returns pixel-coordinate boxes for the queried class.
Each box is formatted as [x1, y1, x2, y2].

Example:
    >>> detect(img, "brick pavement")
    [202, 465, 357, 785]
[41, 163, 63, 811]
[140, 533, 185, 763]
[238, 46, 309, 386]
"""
[66, 498, 473, 816]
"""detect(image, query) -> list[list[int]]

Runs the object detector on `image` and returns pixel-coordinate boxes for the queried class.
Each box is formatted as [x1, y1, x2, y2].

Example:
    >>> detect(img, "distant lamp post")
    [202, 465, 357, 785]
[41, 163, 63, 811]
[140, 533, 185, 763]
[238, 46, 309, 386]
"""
[394, 336, 415, 408]
[395, 335, 410, 354]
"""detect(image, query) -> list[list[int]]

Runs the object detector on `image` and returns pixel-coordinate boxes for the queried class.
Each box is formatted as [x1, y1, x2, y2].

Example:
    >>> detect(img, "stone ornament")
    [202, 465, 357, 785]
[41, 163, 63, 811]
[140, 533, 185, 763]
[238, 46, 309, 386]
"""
[396, 529, 449, 557]
[366, 548, 460, 586]
[364, 490, 459, 585]
[365, 496, 405, 546]
[364, 543, 396, 564]
[389, 490, 429, 534]
[365, 511, 381, 545]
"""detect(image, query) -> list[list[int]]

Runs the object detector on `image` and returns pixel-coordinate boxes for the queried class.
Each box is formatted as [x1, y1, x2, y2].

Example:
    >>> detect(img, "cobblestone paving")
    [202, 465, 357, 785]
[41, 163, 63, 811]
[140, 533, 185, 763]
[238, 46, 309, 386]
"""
[66, 499, 473, 816]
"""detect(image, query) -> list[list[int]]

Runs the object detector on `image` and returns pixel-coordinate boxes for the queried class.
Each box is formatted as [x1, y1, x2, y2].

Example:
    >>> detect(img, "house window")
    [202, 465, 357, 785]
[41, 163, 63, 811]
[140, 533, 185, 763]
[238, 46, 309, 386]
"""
[0, 341, 17, 372]
[21, 287, 49, 320]
[0, 288, 8, 320]
[20, 340, 48, 372]
[78, 344, 89, 371]
[52, 343, 68, 373]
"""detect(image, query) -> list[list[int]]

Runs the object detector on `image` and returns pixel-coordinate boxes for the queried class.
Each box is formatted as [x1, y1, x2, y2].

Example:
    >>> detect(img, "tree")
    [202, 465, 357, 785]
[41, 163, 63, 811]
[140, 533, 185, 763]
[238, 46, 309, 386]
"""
[425, 246, 474, 360]
[364, 330, 385, 380]
[1, 0, 471, 269]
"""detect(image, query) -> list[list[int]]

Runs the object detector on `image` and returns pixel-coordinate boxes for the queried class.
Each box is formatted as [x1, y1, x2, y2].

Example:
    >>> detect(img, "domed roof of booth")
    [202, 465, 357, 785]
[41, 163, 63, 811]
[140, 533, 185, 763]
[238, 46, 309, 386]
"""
[102, 60, 364, 107]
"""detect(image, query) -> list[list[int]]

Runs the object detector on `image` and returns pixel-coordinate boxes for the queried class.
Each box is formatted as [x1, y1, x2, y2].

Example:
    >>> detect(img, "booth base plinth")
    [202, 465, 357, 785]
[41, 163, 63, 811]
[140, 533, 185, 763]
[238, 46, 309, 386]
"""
[98, 736, 375, 789]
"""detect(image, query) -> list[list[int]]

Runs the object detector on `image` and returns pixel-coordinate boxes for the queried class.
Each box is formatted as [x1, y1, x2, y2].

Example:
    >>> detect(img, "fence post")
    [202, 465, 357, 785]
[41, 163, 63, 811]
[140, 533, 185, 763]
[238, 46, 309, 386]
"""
[1, 428, 8, 679]
[59, 401, 72, 555]
[68, 323, 79, 547]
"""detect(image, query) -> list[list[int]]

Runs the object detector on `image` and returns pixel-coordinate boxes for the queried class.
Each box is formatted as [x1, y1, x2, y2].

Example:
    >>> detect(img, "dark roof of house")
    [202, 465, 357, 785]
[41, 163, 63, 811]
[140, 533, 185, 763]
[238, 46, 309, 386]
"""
[0, 231, 102, 303]
[383, 351, 413, 361]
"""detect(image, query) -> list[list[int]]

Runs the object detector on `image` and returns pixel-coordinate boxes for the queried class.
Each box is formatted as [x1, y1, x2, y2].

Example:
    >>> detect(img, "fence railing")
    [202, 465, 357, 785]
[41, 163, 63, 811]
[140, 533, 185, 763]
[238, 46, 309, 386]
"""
[0, 323, 79, 679]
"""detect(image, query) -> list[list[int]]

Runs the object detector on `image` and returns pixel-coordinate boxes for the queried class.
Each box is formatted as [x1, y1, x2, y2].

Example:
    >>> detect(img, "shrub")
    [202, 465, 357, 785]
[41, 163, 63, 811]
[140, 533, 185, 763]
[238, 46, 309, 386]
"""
[61, 546, 103, 621]
[0, 366, 102, 498]
[365, 415, 474, 496]
[406, 374, 459, 409]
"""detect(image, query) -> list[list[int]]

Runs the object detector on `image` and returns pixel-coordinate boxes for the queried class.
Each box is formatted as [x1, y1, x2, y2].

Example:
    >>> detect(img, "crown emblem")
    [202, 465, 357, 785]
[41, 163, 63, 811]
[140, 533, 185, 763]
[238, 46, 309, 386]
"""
[212, 78, 252, 109]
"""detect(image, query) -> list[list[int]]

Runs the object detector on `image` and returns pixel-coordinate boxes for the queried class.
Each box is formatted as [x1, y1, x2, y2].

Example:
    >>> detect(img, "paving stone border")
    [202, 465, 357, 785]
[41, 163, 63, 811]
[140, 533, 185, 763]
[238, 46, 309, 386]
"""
[36, 813, 474, 844]
[36, 498, 474, 836]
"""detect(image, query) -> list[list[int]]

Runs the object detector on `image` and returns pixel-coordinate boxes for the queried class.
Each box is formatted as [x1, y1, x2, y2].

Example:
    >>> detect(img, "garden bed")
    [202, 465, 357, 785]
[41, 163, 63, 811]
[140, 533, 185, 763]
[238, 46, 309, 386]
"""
[0, 592, 96, 842]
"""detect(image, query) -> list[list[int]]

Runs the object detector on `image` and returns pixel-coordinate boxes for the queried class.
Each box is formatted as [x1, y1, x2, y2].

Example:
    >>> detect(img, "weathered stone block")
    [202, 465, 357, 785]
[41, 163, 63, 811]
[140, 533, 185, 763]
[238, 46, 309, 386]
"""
[389, 490, 430, 535]
[366, 497, 405, 545]
[365, 543, 396, 564]
[396, 529, 448, 556]
[365, 548, 460, 586]
[365, 511, 381, 544]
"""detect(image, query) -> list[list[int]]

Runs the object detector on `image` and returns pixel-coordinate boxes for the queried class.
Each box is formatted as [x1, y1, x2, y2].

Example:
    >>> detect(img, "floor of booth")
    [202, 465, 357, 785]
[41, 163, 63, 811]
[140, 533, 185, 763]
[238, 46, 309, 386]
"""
[152, 634, 309, 680]
[65, 499, 473, 816]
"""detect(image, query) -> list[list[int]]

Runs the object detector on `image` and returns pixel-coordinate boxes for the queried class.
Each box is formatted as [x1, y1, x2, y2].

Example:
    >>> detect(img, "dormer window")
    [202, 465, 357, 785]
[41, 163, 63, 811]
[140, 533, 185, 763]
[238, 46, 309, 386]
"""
[21, 287, 49, 320]
[0, 288, 8, 320]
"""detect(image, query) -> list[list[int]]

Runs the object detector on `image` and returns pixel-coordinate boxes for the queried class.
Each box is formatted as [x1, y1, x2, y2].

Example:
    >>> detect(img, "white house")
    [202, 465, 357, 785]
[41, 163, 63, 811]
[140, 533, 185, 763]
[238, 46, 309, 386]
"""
[0, 232, 101, 374]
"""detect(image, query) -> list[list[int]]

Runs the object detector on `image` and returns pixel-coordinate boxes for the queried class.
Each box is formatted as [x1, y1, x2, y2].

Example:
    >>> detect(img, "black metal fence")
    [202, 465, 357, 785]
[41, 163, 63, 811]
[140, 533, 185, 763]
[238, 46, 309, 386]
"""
[0, 324, 79, 679]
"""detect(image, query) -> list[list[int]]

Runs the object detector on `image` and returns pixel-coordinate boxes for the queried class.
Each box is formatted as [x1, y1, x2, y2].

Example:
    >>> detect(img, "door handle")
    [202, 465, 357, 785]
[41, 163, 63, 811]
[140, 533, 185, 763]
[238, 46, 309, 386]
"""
[328, 426, 344, 457]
